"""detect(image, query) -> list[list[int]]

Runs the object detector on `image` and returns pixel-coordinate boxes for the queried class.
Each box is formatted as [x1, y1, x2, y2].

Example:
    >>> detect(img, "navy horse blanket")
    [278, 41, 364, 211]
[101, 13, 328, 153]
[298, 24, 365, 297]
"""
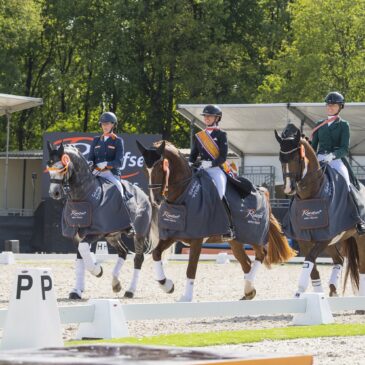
[62, 178, 142, 239]
[282, 166, 361, 242]
[158, 170, 269, 245]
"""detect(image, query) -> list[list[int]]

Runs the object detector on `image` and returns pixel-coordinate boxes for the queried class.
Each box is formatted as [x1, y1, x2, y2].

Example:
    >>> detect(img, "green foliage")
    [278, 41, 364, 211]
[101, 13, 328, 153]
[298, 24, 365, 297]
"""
[258, 0, 365, 102]
[0, 0, 292, 150]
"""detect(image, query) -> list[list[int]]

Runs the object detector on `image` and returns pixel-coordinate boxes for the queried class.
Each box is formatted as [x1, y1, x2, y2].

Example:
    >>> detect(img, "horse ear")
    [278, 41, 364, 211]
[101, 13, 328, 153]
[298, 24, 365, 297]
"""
[274, 130, 282, 144]
[294, 129, 301, 144]
[136, 140, 147, 155]
[59, 142, 64, 156]
[156, 141, 166, 156]
[47, 141, 53, 155]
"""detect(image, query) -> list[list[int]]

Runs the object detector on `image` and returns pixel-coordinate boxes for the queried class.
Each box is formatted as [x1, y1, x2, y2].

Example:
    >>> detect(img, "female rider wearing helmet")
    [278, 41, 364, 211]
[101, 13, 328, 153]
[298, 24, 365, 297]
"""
[311, 91, 365, 234]
[188, 104, 235, 240]
[88, 111, 125, 196]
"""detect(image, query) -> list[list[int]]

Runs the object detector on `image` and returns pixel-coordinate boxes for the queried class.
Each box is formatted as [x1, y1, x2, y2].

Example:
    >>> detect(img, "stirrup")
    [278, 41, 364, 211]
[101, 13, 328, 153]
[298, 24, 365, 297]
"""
[222, 228, 236, 241]
[125, 226, 136, 238]
[356, 222, 365, 236]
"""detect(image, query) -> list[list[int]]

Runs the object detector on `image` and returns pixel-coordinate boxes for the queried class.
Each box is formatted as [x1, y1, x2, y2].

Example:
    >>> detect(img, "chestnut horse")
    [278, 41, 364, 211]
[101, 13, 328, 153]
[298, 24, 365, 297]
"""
[137, 140, 295, 302]
[275, 124, 365, 297]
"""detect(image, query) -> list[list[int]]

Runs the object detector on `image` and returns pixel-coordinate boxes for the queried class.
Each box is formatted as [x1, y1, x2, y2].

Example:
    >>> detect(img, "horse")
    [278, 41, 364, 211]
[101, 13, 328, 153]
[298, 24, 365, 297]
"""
[46, 141, 154, 299]
[275, 124, 365, 298]
[136, 140, 295, 302]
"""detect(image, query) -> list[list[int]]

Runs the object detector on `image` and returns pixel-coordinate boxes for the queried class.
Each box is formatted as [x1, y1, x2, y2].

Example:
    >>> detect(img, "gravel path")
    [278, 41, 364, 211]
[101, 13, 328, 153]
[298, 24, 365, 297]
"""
[1, 256, 365, 364]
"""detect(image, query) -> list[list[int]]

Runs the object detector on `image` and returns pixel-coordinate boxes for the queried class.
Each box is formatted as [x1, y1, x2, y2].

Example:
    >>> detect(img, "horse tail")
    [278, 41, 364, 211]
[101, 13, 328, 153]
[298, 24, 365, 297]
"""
[343, 237, 359, 294]
[265, 211, 296, 265]
[260, 188, 296, 266]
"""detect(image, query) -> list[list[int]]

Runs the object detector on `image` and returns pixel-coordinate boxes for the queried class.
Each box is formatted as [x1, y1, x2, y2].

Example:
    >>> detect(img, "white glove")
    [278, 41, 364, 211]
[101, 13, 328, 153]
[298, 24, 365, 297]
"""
[97, 161, 108, 169]
[321, 153, 335, 163]
[201, 160, 212, 169]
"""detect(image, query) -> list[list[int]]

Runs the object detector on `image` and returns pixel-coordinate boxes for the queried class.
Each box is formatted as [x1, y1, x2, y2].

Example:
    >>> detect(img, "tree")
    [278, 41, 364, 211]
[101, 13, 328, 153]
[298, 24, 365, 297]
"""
[258, 0, 365, 103]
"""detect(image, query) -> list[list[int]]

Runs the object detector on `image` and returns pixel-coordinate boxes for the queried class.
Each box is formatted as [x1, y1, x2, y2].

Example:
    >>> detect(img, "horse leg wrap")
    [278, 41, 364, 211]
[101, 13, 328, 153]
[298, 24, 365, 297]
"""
[297, 260, 314, 294]
[78, 242, 102, 276]
[74, 258, 85, 292]
[328, 264, 342, 289]
[178, 278, 194, 302]
[127, 269, 141, 293]
[112, 257, 125, 278]
[244, 260, 262, 282]
[153, 260, 166, 281]
[311, 279, 324, 293]
[359, 274, 365, 296]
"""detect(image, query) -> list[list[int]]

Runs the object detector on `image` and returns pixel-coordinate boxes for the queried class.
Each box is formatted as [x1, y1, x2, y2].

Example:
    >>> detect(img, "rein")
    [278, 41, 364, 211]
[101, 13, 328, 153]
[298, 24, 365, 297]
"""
[148, 156, 192, 199]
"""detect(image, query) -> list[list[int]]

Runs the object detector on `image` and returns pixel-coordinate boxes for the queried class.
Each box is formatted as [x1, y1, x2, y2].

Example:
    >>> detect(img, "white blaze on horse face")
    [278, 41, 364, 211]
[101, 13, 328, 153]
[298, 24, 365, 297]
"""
[48, 161, 65, 195]
[283, 164, 292, 195]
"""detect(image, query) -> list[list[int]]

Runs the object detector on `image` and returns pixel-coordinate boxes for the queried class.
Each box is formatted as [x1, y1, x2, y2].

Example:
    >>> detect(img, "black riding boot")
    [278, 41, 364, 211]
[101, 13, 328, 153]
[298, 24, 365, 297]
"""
[221, 196, 236, 241]
[350, 188, 365, 235]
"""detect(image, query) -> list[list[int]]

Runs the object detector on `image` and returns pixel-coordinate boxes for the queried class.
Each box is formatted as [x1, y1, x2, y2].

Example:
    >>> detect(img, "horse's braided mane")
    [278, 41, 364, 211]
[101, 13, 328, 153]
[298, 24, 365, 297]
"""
[64, 144, 87, 161]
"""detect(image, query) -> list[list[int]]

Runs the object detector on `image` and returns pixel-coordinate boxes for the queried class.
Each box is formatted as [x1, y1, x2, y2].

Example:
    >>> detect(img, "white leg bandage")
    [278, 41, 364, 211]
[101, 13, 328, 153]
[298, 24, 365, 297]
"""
[112, 257, 125, 278]
[182, 278, 195, 302]
[127, 269, 141, 293]
[74, 258, 85, 292]
[329, 264, 342, 289]
[311, 279, 324, 293]
[297, 261, 314, 293]
[78, 242, 101, 276]
[154, 260, 166, 281]
[244, 260, 262, 282]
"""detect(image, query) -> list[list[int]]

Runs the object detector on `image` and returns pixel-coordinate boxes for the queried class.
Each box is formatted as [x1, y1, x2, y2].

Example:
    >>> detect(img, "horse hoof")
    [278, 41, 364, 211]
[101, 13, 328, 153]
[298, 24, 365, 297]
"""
[355, 310, 365, 315]
[240, 289, 256, 300]
[96, 266, 103, 278]
[329, 284, 338, 297]
[112, 277, 121, 293]
[124, 291, 134, 298]
[167, 283, 174, 294]
[69, 292, 82, 300]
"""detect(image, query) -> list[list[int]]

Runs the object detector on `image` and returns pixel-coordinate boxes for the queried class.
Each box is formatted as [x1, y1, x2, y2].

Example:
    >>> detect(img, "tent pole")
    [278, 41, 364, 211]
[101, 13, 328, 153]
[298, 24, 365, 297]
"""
[4, 111, 10, 210]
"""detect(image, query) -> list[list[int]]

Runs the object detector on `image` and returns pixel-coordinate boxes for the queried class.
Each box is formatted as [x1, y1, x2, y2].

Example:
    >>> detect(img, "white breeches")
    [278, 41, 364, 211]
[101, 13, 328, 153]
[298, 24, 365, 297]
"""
[97, 170, 124, 197]
[205, 166, 227, 199]
[318, 155, 350, 187]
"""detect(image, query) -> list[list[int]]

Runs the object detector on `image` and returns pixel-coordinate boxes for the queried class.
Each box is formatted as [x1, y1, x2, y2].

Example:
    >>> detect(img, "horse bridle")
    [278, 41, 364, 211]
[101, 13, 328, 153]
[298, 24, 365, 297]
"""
[147, 156, 192, 198]
[47, 156, 72, 194]
[280, 142, 325, 185]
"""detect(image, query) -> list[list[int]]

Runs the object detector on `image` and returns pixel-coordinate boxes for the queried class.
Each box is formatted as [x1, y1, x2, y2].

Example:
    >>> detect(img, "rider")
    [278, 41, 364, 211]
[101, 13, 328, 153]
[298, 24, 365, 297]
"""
[88, 111, 134, 234]
[188, 104, 235, 240]
[311, 91, 365, 234]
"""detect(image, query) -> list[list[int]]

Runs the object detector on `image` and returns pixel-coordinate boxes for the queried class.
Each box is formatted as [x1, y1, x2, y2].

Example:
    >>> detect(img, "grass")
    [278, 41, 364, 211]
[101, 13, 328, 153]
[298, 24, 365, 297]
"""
[67, 323, 365, 347]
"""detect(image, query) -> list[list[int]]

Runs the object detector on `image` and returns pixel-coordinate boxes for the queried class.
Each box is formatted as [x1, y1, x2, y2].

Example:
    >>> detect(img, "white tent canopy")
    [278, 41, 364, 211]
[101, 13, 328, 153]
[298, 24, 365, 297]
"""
[0, 93, 43, 115]
[177, 103, 365, 156]
[0, 93, 43, 209]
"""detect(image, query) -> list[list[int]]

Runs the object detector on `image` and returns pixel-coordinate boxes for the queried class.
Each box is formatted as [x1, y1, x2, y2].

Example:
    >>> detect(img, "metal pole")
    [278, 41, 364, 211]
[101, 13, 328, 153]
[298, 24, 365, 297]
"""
[190, 118, 194, 149]
[4, 111, 10, 209]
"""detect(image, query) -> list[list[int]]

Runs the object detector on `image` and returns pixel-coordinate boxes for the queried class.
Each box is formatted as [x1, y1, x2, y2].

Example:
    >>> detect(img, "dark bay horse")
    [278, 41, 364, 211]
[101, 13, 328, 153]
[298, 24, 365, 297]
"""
[46, 142, 154, 299]
[137, 140, 295, 302]
[275, 124, 365, 298]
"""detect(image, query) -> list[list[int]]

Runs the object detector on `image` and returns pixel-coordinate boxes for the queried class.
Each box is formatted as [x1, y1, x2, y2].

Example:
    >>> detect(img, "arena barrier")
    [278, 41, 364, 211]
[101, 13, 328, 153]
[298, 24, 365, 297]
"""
[1, 267, 365, 350]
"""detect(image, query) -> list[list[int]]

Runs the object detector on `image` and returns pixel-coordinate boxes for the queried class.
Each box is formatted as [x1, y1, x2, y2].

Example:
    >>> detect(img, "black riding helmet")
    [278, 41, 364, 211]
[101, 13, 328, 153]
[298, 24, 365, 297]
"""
[99, 111, 118, 126]
[325, 92, 345, 109]
[201, 105, 222, 122]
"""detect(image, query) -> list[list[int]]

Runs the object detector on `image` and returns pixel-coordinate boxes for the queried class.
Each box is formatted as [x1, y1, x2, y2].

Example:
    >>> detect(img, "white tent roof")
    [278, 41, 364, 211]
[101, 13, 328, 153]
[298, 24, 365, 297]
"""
[0, 93, 43, 116]
[177, 103, 365, 156]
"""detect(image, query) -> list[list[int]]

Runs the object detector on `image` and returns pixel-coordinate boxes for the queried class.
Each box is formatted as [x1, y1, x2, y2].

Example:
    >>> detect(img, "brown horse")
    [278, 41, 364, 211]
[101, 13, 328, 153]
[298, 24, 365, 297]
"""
[275, 124, 365, 298]
[137, 140, 295, 302]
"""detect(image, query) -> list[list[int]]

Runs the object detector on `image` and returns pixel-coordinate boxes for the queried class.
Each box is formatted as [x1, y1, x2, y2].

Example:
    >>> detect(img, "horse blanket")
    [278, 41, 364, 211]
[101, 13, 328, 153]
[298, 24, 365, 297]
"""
[62, 178, 134, 239]
[282, 166, 361, 242]
[158, 170, 269, 244]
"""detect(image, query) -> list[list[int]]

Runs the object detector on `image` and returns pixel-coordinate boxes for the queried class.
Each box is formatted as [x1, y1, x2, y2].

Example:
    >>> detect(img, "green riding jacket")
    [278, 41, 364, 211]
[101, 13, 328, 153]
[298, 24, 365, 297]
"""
[311, 117, 349, 159]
